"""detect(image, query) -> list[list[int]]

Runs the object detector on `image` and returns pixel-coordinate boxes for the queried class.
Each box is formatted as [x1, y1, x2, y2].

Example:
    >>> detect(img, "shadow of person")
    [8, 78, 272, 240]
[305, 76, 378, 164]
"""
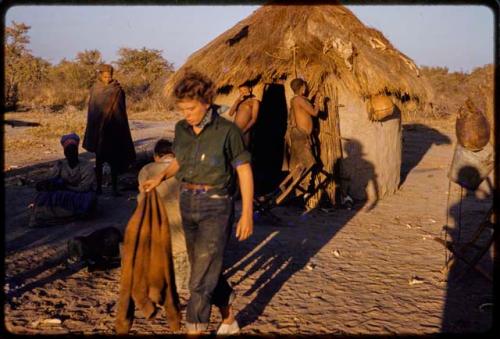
[222, 144, 378, 329]
[223, 206, 358, 329]
[340, 139, 379, 211]
[3, 119, 41, 127]
[441, 166, 494, 333]
[219, 95, 381, 329]
[6, 253, 87, 302]
[400, 123, 451, 188]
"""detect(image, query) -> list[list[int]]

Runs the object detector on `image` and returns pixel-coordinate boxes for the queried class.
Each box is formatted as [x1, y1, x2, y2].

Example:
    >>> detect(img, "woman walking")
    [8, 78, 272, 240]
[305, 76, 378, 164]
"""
[141, 71, 253, 335]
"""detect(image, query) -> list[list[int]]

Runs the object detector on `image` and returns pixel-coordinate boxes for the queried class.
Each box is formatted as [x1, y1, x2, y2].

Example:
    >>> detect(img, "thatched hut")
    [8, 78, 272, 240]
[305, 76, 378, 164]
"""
[165, 3, 432, 208]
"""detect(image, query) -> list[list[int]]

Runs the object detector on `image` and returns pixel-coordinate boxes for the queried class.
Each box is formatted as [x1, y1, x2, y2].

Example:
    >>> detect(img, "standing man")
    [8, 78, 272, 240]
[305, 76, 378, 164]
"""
[228, 83, 260, 149]
[83, 64, 136, 196]
[141, 71, 253, 335]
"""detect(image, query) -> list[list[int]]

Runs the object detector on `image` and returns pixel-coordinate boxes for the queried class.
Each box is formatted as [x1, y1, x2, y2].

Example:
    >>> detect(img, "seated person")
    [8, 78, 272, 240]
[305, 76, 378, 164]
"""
[137, 139, 190, 290]
[29, 133, 97, 227]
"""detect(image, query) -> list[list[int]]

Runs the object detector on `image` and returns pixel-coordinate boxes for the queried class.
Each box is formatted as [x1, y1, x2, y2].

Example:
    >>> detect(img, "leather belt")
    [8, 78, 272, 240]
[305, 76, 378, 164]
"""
[181, 182, 215, 192]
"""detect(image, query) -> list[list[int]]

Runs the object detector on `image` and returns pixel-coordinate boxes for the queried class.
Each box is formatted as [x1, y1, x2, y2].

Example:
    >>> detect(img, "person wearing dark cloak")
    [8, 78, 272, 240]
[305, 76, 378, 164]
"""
[29, 133, 97, 227]
[83, 64, 136, 196]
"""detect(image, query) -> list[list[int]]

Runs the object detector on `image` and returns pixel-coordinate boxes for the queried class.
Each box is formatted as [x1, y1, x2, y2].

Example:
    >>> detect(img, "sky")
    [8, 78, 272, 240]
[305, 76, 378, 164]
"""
[4, 4, 495, 73]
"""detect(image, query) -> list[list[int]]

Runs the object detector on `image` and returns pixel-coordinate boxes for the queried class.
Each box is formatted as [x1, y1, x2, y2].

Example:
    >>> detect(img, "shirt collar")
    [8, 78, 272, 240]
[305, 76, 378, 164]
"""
[195, 107, 214, 129]
[181, 106, 218, 131]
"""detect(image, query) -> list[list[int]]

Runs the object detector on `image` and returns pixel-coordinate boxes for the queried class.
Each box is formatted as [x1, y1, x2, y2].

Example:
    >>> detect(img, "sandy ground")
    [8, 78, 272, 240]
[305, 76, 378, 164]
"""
[3, 121, 494, 335]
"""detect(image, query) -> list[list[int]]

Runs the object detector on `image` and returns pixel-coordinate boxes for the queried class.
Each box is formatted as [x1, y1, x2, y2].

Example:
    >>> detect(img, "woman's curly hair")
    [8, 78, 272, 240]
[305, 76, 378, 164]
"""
[173, 70, 216, 105]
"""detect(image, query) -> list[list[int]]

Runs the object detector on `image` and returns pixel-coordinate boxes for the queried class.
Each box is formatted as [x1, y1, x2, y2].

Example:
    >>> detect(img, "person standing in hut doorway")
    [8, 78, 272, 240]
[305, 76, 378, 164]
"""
[228, 83, 260, 150]
[83, 64, 136, 196]
[285, 78, 322, 205]
[141, 71, 254, 335]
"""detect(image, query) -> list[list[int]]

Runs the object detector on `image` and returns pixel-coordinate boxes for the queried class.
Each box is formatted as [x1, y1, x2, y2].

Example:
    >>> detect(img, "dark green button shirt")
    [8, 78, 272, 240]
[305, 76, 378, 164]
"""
[172, 107, 251, 194]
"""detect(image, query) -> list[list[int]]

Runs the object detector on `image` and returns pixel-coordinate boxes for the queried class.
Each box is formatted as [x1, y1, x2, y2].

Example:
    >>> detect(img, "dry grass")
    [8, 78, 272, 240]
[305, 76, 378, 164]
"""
[4, 108, 180, 154]
[4, 138, 40, 153]
[4, 110, 86, 152]
[420, 65, 493, 119]
[166, 4, 430, 102]
[28, 110, 87, 140]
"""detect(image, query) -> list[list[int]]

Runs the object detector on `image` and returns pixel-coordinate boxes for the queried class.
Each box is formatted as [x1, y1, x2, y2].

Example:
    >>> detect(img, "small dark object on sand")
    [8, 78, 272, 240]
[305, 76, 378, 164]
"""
[67, 226, 123, 271]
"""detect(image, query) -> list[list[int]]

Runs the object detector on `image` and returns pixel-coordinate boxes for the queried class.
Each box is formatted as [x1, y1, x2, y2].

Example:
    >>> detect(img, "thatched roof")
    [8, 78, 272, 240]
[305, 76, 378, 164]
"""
[166, 3, 431, 101]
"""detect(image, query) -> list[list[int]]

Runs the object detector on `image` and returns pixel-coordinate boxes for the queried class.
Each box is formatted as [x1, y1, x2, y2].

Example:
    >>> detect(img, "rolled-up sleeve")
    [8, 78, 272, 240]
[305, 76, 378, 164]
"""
[226, 124, 251, 168]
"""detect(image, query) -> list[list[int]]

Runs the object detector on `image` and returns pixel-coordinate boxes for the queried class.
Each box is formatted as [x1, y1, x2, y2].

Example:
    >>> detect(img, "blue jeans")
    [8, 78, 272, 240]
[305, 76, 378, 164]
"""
[179, 188, 235, 331]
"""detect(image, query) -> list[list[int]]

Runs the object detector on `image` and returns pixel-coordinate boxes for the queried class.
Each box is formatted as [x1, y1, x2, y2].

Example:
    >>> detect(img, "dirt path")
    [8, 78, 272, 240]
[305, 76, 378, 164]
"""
[3, 122, 493, 335]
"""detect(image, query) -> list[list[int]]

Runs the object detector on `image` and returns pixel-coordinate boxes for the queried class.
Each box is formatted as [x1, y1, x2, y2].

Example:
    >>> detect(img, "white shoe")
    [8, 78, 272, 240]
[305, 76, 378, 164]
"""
[216, 320, 240, 335]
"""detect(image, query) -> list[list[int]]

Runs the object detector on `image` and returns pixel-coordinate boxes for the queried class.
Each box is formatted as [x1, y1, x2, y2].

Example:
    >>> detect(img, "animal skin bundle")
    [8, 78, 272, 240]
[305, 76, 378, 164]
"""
[115, 190, 181, 334]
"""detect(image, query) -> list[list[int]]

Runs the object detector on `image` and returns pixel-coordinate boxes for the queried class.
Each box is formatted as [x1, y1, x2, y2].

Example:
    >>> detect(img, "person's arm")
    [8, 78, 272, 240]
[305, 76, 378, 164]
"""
[228, 95, 244, 117]
[297, 96, 320, 117]
[141, 158, 180, 192]
[46, 161, 62, 180]
[67, 164, 96, 192]
[235, 162, 254, 241]
[242, 100, 260, 133]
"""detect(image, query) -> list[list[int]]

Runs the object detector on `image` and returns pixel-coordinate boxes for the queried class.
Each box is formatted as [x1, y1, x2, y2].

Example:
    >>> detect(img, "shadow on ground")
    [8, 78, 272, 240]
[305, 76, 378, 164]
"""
[400, 124, 451, 188]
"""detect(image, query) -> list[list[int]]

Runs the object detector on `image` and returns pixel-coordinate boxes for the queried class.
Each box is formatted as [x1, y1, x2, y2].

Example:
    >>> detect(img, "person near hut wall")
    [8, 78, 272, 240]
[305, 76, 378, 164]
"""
[29, 133, 97, 227]
[136, 138, 190, 290]
[82, 64, 136, 196]
[141, 71, 253, 335]
[227, 83, 260, 150]
[284, 78, 322, 205]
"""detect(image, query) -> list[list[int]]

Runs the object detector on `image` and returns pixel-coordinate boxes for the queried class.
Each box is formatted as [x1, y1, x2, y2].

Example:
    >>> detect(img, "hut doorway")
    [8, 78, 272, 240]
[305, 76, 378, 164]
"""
[252, 83, 288, 195]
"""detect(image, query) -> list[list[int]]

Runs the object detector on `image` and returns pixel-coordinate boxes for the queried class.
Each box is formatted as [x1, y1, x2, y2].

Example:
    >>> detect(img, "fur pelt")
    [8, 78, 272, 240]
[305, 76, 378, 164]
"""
[115, 190, 181, 334]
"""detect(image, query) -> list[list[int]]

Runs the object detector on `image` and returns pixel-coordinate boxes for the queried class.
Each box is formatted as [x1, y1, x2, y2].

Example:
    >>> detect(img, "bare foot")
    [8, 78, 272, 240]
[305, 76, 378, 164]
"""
[186, 330, 202, 337]
[219, 305, 236, 325]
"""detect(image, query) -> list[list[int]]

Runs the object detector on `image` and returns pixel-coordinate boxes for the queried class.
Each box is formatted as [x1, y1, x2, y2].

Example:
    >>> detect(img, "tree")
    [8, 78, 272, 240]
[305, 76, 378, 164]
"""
[4, 21, 51, 109]
[5, 21, 31, 109]
[115, 47, 173, 82]
[76, 49, 102, 66]
[114, 47, 174, 105]
[75, 49, 103, 89]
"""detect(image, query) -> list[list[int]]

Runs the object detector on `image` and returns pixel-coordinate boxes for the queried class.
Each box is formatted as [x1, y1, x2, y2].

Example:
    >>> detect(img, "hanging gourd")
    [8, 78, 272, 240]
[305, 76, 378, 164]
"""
[456, 99, 490, 152]
[368, 94, 394, 121]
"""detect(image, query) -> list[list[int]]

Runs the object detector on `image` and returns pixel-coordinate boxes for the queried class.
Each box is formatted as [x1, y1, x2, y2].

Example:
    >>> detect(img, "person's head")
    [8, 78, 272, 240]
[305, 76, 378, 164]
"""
[173, 71, 216, 126]
[238, 84, 252, 97]
[97, 64, 114, 84]
[290, 78, 307, 95]
[60, 133, 80, 166]
[153, 139, 174, 162]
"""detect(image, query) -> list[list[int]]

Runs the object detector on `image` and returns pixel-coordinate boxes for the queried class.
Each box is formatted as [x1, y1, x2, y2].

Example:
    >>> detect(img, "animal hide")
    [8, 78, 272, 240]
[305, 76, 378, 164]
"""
[115, 190, 181, 334]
